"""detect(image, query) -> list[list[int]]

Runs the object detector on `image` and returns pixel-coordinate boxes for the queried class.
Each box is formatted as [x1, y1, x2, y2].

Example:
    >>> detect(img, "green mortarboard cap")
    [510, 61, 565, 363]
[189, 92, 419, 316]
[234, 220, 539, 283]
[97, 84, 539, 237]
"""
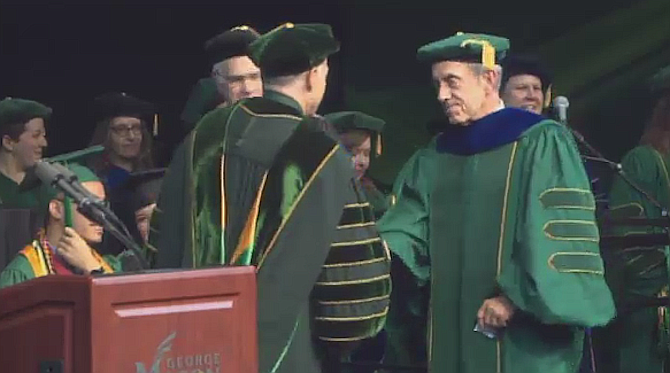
[122, 168, 166, 211]
[325, 111, 386, 156]
[326, 111, 385, 135]
[93, 92, 159, 136]
[19, 146, 105, 193]
[417, 32, 510, 68]
[204, 25, 261, 66]
[650, 65, 670, 94]
[0, 97, 52, 129]
[248, 22, 340, 78]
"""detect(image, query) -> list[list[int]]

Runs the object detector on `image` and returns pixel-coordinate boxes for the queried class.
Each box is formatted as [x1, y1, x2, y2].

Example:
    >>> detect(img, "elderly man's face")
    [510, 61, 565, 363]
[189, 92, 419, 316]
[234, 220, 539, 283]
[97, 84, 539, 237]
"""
[212, 56, 263, 105]
[502, 74, 544, 114]
[432, 61, 494, 125]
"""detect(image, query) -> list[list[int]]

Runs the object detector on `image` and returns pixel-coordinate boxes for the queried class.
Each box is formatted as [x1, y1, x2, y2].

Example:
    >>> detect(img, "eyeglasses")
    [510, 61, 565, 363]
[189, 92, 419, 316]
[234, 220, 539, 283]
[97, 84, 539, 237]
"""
[212, 71, 261, 85]
[110, 124, 142, 137]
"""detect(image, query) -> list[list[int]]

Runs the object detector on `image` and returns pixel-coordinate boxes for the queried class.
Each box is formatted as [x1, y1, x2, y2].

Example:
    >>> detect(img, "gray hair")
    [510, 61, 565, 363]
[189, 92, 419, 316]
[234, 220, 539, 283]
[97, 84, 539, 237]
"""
[468, 63, 503, 90]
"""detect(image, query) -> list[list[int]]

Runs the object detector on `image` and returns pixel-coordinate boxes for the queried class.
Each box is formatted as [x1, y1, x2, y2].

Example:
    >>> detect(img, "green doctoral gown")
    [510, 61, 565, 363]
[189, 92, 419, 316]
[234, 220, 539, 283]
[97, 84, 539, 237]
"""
[152, 90, 391, 373]
[379, 108, 616, 373]
[381, 138, 440, 368]
[605, 145, 670, 373]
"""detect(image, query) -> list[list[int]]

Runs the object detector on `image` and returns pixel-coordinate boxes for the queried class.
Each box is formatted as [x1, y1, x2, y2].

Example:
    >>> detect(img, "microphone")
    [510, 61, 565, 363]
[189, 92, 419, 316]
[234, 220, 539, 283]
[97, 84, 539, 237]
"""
[549, 97, 669, 218]
[33, 161, 148, 269]
[553, 96, 569, 124]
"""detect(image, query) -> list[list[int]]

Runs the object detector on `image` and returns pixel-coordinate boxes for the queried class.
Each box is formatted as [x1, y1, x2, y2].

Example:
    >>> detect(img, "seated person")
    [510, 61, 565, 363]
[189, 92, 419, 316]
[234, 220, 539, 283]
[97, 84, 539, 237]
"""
[0, 163, 121, 288]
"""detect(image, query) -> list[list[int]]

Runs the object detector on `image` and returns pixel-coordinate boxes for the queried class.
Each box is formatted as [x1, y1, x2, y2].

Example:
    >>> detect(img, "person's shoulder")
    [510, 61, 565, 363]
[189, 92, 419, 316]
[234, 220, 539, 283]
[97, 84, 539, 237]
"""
[238, 97, 303, 120]
[519, 114, 566, 139]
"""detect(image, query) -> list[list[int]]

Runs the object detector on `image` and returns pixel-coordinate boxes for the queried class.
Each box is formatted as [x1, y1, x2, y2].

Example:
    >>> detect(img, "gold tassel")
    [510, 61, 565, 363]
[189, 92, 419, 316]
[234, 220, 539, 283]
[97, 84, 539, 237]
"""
[544, 84, 553, 109]
[376, 133, 383, 156]
[153, 113, 159, 136]
[460, 39, 496, 69]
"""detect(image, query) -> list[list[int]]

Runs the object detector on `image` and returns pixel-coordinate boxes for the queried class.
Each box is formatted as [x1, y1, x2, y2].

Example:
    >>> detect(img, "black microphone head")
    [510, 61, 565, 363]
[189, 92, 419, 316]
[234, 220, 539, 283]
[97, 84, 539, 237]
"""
[553, 96, 569, 108]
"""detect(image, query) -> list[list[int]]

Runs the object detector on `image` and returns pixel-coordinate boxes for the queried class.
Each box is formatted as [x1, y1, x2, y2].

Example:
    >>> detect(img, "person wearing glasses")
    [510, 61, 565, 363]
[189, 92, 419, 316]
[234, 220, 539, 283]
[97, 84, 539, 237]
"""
[0, 162, 121, 288]
[180, 25, 263, 133]
[87, 92, 156, 190]
[85, 92, 156, 255]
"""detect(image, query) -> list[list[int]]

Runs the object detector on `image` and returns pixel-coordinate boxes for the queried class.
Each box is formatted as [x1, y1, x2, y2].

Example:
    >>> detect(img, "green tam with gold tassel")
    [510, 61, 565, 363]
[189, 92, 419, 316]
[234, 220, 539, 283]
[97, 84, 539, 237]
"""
[417, 32, 510, 69]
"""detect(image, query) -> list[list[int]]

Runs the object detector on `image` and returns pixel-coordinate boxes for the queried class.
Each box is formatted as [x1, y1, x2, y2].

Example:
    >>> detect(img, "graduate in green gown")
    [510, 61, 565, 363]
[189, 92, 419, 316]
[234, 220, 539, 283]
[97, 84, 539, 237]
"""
[181, 25, 263, 132]
[605, 65, 670, 373]
[0, 162, 121, 288]
[152, 23, 391, 373]
[0, 97, 52, 209]
[327, 111, 390, 219]
[378, 32, 616, 373]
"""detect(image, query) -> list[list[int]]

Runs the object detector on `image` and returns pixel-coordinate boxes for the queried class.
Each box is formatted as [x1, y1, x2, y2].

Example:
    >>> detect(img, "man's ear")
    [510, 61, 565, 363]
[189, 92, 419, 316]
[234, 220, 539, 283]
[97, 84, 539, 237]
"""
[305, 68, 318, 93]
[48, 199, 64, 221]
[1, 135, 15, 152]
[483, 68, 500, 93]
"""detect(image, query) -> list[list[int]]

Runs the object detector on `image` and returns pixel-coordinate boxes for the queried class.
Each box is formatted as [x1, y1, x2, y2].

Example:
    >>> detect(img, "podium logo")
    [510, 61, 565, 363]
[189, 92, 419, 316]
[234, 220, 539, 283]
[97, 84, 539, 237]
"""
[136, 332, 176, 373]
[136, 332, 222, 373]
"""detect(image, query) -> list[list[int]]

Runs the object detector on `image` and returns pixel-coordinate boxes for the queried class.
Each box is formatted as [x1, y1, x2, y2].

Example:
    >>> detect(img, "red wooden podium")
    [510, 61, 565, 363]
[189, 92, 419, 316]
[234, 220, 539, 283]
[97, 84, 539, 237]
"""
[0, 266, 258, 373]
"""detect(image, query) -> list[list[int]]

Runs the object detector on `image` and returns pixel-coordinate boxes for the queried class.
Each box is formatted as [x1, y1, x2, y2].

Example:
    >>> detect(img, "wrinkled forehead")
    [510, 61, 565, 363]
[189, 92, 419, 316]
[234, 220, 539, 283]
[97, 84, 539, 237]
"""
[431, 60, 474, 80]
[214, 56, 261, 77]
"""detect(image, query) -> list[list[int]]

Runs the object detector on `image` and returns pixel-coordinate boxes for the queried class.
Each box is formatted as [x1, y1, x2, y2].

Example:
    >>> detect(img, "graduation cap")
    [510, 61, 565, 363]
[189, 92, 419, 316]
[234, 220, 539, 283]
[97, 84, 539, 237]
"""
[325, 111, 385, 156]
[204, 25, 261, 67]
[0, 97, 52, 130]
[93, 92, 159, 136]
[501, 53, 553, 108]
[19, 145, 103, 194]
[248, 23, 340, 78]
[122, 168, 166, 212]
[20, 146, 104, 227]
[417, 32, 510, 69]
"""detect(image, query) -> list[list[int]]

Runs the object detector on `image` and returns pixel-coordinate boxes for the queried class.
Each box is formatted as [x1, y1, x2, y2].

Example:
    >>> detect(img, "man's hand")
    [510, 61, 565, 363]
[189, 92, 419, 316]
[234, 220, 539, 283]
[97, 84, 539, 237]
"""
[477, 295, 516, 329]
[57, 227, 101, 273]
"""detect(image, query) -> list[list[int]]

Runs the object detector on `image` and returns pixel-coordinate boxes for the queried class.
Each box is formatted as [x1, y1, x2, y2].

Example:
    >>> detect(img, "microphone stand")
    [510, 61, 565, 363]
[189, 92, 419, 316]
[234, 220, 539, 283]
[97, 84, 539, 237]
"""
[75, 197, 149, 271]
[566, 124, 670, 219]
[45, 164, 149, 270]
[562, 126, 668, 217]
[564, 119, 670, 313]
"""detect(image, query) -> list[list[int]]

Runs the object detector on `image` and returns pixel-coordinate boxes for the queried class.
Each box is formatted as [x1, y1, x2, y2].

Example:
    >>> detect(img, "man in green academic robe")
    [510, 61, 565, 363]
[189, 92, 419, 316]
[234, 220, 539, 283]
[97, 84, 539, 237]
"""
[378, 32, 616, 373]
[152, 23, 391, 373]
[604, 65, 670, 373]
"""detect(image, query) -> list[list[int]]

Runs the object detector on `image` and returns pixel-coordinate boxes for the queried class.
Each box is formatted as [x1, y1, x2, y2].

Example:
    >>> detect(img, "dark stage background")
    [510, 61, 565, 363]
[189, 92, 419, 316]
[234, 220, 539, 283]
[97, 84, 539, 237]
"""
[0, 2, 654, 178]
